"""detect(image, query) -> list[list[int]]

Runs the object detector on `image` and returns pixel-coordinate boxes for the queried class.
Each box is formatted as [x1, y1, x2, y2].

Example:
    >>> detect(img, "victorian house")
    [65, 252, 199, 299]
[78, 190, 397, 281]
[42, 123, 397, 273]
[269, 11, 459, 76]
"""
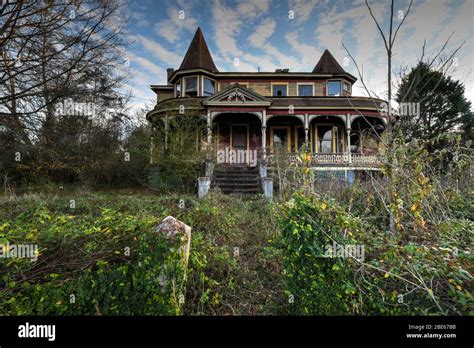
[146, 28, 387, 196]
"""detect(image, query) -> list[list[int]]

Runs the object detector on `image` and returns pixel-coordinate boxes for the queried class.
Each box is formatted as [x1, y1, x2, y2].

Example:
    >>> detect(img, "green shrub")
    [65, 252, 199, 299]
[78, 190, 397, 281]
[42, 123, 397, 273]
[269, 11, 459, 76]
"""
[276, 194, 364, 314]
[277, 192, 473, 315]
[0, 204, 187, 315]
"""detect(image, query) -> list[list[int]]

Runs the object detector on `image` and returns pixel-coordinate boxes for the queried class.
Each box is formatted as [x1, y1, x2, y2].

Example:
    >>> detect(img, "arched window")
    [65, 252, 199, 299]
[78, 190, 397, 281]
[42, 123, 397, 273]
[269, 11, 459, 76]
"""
[203, 77, 216, 96]
[318, 126, 333, 153]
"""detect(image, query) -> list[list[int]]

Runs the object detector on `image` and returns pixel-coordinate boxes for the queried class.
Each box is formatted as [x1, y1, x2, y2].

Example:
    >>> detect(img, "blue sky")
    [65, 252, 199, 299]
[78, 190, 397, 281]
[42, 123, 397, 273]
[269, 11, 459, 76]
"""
[124, 0, 473, 110]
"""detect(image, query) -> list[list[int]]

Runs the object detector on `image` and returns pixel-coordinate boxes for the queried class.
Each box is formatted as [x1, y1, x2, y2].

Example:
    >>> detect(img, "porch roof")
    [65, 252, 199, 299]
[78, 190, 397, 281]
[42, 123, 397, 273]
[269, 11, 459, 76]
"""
[269, 96, 387, 109]
[146, 94, 388, 122]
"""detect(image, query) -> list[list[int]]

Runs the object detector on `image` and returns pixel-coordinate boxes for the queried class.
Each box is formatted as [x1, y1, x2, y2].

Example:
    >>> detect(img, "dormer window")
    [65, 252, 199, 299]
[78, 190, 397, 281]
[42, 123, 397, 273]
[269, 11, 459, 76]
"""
[203, 77, 216, 96]
[327, 80, 341, 96]
[184, 76, 198, 97]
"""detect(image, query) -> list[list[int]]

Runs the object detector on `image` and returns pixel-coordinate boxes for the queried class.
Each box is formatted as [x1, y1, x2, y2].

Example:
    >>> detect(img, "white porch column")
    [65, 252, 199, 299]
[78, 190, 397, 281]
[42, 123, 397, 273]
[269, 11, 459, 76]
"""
[346, 113, 352, 164]
[304, 113, 309, 144]
[261, 110, 267, 160]
[206, 111, 212, 149]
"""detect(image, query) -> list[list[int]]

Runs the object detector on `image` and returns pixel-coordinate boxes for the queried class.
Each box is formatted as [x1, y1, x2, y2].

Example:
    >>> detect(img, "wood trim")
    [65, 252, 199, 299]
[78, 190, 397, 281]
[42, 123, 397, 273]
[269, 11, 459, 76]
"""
[174, 78, 181, 98]
[230, 82, 249, 88]
[230, 124, 249, 153]
[270, 126, 291, 152]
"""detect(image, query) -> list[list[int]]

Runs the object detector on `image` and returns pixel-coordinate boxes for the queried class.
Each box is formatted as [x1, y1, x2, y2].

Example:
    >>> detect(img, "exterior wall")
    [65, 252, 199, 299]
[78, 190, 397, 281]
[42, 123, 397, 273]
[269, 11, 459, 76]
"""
[249, 82, 271, 96]
[157, 90, 174, 102]
[288, 83, 297, 96]
[216, 79, 348, 97]
[315, 82, 325, 96]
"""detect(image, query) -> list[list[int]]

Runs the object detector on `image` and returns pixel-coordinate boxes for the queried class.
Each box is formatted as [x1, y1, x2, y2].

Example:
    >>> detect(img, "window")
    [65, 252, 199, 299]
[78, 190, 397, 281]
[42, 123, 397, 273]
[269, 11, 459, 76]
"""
[175, 80, 181, 97]
[327, 81, 341, 96]
[184, 76, 198, 97]
[295, 126, 306, 151]
[298, 84, 313, 96]
[318, 126, 333, 153]
[203, 77, 216, 96]
[272, 84, 287, 96]
[270, 126, 291, 151]
[316, 125, 343, 153]
[343, 81, 351, 93]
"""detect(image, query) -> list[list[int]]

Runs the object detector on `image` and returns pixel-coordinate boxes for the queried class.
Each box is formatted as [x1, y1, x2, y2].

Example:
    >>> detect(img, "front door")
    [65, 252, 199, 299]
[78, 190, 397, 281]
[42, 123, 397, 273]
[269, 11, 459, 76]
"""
[270, 126, 291, 152]
[231, 125, 248, 151]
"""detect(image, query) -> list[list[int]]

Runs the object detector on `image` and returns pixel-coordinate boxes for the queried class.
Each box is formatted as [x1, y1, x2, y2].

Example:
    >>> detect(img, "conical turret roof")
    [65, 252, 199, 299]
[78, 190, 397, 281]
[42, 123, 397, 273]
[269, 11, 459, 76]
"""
[179, 27, 218, 72]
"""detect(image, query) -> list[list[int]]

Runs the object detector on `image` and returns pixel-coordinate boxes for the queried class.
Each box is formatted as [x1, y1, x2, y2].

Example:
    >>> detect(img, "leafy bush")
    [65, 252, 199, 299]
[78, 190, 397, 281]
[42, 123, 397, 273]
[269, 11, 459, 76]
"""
[0, 201, 187, 315]
[0, 192, 283, 315]
[277, 191, 473, 315]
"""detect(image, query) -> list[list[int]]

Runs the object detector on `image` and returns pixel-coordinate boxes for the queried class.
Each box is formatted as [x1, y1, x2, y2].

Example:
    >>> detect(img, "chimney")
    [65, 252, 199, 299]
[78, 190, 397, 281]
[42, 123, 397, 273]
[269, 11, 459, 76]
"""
[167, 68, 175, 81]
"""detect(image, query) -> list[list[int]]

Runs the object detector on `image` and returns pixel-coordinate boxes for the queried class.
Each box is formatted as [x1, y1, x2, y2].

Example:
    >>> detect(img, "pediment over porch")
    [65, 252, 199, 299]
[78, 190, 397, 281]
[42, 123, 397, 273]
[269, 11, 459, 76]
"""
[203, 85, 272, 106]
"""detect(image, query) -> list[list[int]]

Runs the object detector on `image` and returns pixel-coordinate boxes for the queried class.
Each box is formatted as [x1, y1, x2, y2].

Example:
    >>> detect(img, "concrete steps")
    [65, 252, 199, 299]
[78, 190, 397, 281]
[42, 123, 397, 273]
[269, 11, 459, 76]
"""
[212, 165, 261, 195]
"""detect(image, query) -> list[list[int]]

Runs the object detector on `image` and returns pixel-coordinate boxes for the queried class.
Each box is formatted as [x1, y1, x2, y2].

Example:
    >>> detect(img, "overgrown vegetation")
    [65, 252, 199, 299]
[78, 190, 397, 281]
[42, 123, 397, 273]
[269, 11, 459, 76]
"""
[0, 191, 285, 315]
[275, 140, 473, 315]
[149, 116, 207, 193]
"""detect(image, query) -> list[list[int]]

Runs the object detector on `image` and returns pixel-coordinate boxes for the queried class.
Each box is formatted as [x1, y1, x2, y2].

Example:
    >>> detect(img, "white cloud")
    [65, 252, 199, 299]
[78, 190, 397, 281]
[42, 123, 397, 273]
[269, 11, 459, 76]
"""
[130, 34, 181, 63]
[211, 1, 243, 58]
[155, 4, 198, 43]
[285, 31, 319, 70]
[238, 0, 270, 18]
[248, 18, 276, 47]
[247, 18, 299, 70]
[128, 54, 163, 77]
[288, 0, 322, 23]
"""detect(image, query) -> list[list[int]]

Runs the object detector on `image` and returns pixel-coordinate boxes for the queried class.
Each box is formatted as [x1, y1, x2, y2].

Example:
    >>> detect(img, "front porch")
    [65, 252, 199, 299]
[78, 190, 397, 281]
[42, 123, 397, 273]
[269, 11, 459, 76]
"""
[208, 112, 385, 170]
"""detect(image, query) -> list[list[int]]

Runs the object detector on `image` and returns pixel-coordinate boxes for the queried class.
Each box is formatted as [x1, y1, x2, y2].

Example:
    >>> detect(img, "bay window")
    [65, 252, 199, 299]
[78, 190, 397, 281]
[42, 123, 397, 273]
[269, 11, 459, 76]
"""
[184, 76, 198, 97]
[203, 77, 216, 96]
[327, 80, 341, 96]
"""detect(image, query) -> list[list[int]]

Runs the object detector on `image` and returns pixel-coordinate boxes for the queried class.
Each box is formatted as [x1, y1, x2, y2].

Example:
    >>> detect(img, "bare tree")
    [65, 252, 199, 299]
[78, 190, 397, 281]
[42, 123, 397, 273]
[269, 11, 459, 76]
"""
[0, 0, 130, 186]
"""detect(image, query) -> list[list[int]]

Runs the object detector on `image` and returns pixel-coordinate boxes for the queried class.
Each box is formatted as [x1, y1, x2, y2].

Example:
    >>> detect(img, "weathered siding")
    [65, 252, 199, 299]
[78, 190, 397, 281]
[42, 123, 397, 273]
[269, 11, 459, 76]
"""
[248, 82, 271, 96]
[315, 82, 325, 96]
[158, 90, 174, 102]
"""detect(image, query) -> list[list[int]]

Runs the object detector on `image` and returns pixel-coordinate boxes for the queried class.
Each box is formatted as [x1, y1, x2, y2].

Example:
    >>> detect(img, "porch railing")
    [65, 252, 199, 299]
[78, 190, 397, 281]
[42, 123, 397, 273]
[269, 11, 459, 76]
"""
[268, 152, 382, 167]
[209, 147, 382, 168]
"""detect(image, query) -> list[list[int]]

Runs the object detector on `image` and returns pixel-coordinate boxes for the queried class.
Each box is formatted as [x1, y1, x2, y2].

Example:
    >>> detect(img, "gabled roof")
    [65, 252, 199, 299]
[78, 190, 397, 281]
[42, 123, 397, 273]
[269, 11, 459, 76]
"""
[179, 27, 218, 72]
[203, 84, 271, 106]
[312, 49, 346, 74]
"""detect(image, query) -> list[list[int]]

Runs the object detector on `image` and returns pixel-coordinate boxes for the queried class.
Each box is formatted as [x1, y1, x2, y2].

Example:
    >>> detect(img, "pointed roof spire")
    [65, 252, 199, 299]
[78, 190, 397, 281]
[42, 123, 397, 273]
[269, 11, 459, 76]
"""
[179, 27, 218, 72]
[312, 49, 346, 74]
